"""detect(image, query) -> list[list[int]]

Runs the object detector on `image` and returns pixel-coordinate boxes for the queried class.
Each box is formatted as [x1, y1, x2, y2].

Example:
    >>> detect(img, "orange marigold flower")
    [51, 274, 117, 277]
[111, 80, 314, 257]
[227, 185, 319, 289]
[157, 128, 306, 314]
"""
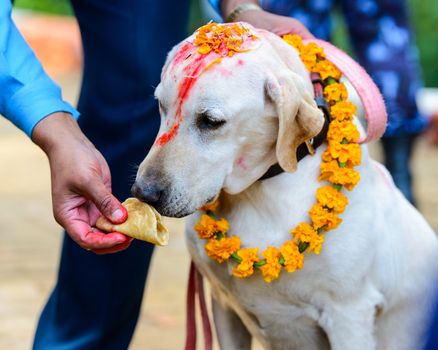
[314, 59, 341, 80]
[291, 223, 324, 254]
[309, 203, 342, 231]
[331, 167, 360, 190]
[320, 161, 360, 190]
[299, 43, 326, 71]
[319, 159, 340, 181]
[200, 199, 219, 212]
[260, 246, 282, 283]
[205, 236, 241, 263]
[330, 101, 357, 121]
[280, 241, 304, 273]
[345, 144, 362, 167]
[326, 142, 362, 165]
[194, 22, 258, 57]
[194, 214, 229, 239]
[327, 120, 361, 143]
[316, 186, 348, 213]
[324, 82, 348, 103]
[198, 44, 212, 55]
[233, 247, 259, 278]
[322, 148, 334, 163]
[282, 34, 303, 50]
[301, 42, 325, 60]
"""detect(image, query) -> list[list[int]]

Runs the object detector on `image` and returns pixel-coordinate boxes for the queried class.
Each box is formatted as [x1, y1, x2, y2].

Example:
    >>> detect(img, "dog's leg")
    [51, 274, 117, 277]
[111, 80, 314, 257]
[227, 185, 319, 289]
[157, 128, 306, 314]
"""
[318, 297, 379, 350]
[375, 302, 430, 350]
[212, 297, 252, 350]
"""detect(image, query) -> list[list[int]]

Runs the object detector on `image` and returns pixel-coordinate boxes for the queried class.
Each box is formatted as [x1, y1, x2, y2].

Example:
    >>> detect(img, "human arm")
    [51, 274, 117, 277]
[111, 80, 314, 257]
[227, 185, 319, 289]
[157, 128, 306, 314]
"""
[1, 1, 130, 253]
[208, 0, 314, 39]
[32, 112, 132, 254]
[426, 114, 438, 145]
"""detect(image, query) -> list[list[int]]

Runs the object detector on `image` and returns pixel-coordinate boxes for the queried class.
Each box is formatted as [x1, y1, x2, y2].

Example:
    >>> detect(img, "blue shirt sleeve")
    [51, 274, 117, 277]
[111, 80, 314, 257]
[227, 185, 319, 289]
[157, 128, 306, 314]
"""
[208, 0, 222, 16]
[0, 0, 79, 137]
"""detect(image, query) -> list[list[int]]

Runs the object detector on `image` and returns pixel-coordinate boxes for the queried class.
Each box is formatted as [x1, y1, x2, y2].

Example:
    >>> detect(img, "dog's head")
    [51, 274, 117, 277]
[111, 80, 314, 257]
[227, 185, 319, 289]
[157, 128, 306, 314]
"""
[132, 23, 324, 217]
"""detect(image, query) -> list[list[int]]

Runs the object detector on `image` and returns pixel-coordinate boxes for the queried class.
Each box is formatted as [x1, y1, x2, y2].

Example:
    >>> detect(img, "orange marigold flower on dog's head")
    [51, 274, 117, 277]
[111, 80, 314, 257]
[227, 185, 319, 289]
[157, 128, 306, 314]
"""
[205, 236, 240, 263]
[280, 241, 304, 273]
[260, 246, 282, 283]
[194, 214, 229, 239]
[316, 186, 348, 213]
[194, 22, 258, 57]
[233, 247, 259, 278]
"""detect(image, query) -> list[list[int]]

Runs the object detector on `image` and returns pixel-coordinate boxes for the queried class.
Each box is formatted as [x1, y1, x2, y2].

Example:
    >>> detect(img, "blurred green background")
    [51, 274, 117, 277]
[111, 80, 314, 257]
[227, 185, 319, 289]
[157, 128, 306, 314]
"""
[14, 0, 438, 87]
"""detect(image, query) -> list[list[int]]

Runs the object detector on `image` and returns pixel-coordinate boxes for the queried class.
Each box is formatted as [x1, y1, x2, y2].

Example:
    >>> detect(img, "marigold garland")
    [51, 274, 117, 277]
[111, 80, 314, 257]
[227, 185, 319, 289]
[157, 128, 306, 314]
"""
[194, 22, 258, 58]
[194, 31, 362, 283]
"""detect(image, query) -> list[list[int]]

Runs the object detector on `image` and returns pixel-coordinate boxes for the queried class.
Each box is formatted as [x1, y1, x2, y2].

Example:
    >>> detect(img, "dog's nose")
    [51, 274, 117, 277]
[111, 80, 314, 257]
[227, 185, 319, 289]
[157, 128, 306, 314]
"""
[131, 181, 163, 206]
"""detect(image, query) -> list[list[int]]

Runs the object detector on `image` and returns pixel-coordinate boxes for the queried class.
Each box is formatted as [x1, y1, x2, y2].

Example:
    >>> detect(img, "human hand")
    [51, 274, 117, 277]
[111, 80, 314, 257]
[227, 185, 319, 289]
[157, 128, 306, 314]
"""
[32, 112, 132, 254]
[426, 113, 438, 145]
[221, 1, 313, 39]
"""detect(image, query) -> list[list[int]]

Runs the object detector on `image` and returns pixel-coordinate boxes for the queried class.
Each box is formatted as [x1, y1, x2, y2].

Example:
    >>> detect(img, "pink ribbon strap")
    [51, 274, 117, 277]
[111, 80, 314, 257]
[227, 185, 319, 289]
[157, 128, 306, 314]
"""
[185, 261, 213, 350]
[303, 39, 388, 143]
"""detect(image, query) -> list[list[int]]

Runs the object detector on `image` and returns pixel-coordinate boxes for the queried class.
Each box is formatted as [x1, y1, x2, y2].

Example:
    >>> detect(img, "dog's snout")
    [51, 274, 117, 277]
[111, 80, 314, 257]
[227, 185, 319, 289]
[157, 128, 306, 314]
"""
[131, 181, 163, 206]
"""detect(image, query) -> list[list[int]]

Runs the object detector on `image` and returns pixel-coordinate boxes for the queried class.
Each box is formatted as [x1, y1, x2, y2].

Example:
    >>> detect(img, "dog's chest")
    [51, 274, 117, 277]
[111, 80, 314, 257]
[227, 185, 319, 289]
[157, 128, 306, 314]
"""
[185, 211, 331, 343]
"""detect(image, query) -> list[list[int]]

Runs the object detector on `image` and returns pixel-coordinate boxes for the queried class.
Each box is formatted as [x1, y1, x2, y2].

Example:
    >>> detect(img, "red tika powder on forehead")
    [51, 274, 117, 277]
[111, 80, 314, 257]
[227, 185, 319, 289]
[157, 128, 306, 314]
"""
[154, 23, 259, 147]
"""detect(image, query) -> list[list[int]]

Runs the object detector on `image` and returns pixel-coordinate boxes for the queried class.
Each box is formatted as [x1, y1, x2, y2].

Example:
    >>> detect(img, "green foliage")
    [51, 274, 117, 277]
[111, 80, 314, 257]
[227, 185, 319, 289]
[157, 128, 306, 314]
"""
[409, 0, 438, 87]
[14, 0, 72, 16]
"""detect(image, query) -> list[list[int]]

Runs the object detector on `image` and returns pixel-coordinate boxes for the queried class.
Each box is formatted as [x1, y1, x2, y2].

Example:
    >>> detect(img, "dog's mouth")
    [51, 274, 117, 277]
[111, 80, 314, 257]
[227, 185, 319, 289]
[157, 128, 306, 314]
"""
[154, 193, 220, 218]
[154, 201, 194, 218]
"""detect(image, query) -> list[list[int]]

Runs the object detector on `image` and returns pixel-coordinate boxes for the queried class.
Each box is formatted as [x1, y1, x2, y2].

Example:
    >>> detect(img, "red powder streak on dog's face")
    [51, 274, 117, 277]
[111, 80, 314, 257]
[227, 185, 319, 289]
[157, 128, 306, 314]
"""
[155, 52, 218, 147]
[172, 42, 193, 66]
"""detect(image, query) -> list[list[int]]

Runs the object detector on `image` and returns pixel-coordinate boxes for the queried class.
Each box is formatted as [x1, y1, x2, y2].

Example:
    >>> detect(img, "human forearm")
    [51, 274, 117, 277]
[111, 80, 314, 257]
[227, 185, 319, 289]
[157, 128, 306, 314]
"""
[32, 113, 130, 254]
[219, 0, 259, 19]
[209, 0, 313, 38]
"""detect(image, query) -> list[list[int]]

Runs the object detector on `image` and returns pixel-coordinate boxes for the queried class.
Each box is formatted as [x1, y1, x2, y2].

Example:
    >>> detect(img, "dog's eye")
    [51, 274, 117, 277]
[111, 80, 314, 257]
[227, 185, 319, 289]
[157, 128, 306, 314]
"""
[196, 112, 226, 131]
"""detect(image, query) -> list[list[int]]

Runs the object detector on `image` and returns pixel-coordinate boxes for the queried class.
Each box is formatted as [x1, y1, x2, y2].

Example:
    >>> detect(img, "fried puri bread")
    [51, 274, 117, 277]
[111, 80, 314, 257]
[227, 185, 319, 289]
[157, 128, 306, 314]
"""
[96, 198, 169, 246]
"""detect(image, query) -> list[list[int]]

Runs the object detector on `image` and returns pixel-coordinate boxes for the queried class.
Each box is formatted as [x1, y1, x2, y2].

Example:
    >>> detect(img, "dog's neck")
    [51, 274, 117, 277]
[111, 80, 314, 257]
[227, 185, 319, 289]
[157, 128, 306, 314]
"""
[218, 145, 324, 240]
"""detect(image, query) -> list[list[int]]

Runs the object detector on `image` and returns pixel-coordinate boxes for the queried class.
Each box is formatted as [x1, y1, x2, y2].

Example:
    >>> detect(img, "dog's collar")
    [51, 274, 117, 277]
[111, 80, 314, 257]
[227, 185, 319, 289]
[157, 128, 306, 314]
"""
[258, 72, 331, 181]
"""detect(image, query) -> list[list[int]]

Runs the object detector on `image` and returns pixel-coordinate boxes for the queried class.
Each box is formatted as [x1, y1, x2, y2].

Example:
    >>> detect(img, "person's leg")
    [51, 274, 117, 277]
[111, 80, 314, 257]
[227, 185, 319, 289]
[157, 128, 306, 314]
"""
[381, 135, 417, 205]
[340, 0, 428, 205]
[33, 1, 190, 349]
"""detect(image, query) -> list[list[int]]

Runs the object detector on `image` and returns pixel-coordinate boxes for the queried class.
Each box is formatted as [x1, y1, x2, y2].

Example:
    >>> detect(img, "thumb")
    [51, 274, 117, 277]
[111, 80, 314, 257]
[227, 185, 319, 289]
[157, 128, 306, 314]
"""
[87, 181, 128, 224]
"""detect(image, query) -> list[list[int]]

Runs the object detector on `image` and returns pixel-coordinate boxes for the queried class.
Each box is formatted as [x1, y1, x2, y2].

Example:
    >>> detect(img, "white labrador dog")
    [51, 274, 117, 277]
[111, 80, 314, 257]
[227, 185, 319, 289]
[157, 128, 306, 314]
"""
[133, 24, 438, 350]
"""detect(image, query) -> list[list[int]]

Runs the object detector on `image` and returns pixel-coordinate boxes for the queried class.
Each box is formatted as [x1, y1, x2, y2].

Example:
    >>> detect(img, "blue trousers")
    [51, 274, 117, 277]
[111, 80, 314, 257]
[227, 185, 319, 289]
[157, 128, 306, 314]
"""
[33, 1, 190, 349]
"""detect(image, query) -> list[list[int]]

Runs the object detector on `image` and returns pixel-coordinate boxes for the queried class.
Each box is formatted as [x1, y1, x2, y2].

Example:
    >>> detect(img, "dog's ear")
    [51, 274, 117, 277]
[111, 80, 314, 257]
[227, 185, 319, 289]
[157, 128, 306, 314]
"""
[265, 72, 324, 172]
